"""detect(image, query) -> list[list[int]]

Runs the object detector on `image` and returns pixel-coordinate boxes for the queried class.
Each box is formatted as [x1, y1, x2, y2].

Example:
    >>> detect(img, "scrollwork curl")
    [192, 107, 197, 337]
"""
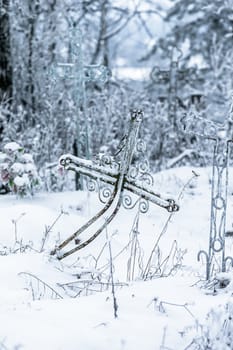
[98, 154, 120, 171]
[139, 172, 154, 187]
[121, 194, 137, 210]
[98, 186, 112, 204]
[139, 199, 149, 213]
[86, 178, 97, 192]
[136, 139, 147, 153]
[100, 154, 112, 166]
[138, 159, 150, 173]
[110, 161, 120, 172]
[127, 166, 139, 181]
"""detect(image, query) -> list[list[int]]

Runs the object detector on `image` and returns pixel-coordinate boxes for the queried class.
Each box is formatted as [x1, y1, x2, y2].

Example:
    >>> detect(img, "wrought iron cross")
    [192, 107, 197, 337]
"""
[51, 110, 179, 260]
[49, 23, 111, 187]
[180, 99, 233, 280]
[151, 47, 197, 128]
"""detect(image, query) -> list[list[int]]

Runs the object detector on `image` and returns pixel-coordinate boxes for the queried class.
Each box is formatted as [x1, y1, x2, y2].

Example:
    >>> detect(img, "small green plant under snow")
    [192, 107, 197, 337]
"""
[0, 142, 39, 197]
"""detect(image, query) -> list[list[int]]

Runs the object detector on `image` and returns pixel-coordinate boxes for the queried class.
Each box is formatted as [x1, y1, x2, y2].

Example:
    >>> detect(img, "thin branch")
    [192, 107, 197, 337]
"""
[18, 272, 63, 300]
[143, 172, 199, 279]
[102, 4, 139, 41]
[106, 228, 118, 318]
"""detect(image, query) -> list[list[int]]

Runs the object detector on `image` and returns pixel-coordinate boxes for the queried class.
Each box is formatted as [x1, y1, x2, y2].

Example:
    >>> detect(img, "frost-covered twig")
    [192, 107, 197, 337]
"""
[148, 297, 195, 320]
[127, 205, 144, 281]
[98, 235, 135, 273]
[159, 301, 195, 319]
[11, 213, 26, 244]
[146, 240, 186, 279]
[18, 272, 63, 300]
[94, 242, 108, 270]
[182, 302, 233, 349]
[40, 208, 67, 252]
[160, 327, 174, 350]
[106, 228, 118, 319]
[142, 212, 173, 280]
[143, 171, 199, 280]
[166, 149, 195, 168]
[58, 280, 128, 298]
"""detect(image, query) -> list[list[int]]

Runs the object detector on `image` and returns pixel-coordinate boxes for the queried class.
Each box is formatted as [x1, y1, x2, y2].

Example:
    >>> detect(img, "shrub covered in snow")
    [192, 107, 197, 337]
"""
[0, 142, 40, 197]
[185, 302, 233, 350]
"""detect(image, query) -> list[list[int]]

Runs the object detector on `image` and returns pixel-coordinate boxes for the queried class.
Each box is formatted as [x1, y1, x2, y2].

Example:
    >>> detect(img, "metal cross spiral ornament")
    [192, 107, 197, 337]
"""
[180, 98, 233, 280]
[51, 110, 179, 260]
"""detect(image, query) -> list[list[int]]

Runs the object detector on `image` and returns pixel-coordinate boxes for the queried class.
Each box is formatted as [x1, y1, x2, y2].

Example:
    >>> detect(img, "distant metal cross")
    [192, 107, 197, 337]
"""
[49, 23, 111, 187]
[51, 110, 179, 260]
[180, 99, 233, 280]
[151, 47, 197, 128]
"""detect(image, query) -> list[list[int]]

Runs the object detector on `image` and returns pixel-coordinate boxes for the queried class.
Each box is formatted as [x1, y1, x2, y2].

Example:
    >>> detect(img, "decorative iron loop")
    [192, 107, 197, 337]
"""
[127, 166, 139, 181]
[121, 194, 136, 210]
[211, 238, 224, 253]
[167, 199, 179, 212]
[197, 250, 209, 262]
[98, 186, 112, 204]
[86, 178, 96, 192]
[213, 196, 225, 210]
[197, 250, 210, 280]
[139, 199, 149, 213]
[97, 154, 120, 172]
[224, 256, 233, 270]
[136, 139, 147, 153]
[121, 195, 149, 214]
[138, 159, 150, 173]
[139, 172, 154, 187]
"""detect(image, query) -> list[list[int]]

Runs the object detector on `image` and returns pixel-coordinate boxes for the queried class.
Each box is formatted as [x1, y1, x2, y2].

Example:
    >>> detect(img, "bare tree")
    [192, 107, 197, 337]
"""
[0, 0, 12, 100]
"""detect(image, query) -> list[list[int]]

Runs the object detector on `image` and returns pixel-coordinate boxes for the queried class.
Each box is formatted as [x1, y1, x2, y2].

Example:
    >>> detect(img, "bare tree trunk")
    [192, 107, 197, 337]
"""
[101, 0, 109, 68]
[0, 0, 12, 100]
[91, 0, 109, 68]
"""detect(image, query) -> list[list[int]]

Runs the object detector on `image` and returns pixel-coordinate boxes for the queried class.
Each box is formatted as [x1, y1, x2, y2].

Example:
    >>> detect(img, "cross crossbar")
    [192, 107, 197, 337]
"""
[59, 154, 177, 211]
[50, 27, 111, 94]
[51, 62, 110, 85]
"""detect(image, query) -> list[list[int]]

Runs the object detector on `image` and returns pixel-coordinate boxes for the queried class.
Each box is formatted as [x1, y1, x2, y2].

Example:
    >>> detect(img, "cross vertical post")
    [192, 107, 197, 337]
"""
[180, 98, 233, 279]
[49, 22, 111, 189]
[151, 47, 197, 129]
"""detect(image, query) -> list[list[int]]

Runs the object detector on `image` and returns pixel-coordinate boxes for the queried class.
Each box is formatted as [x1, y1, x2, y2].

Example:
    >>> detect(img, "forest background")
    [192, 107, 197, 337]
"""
[1, 0, 233, 192]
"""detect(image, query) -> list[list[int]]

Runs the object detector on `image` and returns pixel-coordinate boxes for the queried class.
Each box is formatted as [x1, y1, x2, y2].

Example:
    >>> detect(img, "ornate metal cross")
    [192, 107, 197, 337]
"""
[51, 110, 179, 260]
[180, 100, 233, 280]
[49, 23, 111, 188]
[151, 47, 197, 128]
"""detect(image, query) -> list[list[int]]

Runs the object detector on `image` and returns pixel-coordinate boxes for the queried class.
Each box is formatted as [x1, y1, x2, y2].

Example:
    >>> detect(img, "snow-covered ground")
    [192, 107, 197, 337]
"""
[1, 166, 233, 349]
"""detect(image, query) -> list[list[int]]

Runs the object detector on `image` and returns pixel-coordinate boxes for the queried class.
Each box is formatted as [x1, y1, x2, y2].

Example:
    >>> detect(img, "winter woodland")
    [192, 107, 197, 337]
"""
[1, 0, 233, 349]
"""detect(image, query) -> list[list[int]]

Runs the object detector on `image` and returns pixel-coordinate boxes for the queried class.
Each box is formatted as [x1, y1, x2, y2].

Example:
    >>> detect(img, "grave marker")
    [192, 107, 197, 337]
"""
[51, 110, 179, 260]
[49, 22, 111, 188]
[180, 99, 233, 279]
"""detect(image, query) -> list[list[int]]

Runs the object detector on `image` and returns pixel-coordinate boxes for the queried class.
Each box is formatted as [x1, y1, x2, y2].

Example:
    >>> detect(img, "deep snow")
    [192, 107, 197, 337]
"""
[1, 166, 233, 349]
